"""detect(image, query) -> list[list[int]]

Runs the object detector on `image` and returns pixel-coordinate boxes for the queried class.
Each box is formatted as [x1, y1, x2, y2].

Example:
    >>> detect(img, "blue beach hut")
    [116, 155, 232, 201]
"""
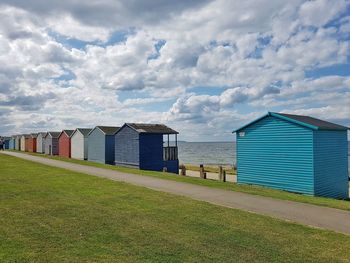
[87, 126, 120, 164]
[9, 136, 15, 150]
[234, 112, 349, 199]
[3, 137, 10, 149]
[114, 123, 179, 173]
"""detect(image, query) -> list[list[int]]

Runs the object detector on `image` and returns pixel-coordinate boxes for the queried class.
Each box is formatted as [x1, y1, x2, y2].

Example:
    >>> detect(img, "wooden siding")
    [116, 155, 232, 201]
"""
[71, 131, 86, 160]
[9, 139, 15, 150]
[313, 131, 349, 199]
[58, 133, 71, 158]
[237, 116, 315, 195]
[36, 134, 45, 153]
[105, 135, 115, 165]
[28, 138, 36, 152]
[15, 137, 20, 150]
[139, 134, 164, 171]
[114, 125, 140, 167]
[88, 128, 106, 164]
[45, 136, 59, 155]
[20, 136, 27, 151]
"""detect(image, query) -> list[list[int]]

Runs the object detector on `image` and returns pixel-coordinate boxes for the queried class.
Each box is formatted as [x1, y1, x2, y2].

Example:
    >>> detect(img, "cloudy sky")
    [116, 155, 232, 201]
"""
[0, 0, 349, 141]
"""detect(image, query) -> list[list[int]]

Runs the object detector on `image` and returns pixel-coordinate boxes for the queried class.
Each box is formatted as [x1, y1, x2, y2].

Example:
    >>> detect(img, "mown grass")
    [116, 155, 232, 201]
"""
[1, 153, 350, 262]
[10, 150, 350, 212]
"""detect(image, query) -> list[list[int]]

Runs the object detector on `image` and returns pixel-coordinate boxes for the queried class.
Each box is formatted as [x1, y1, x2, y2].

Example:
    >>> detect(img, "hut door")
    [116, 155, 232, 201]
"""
[49, 145, 52, 155]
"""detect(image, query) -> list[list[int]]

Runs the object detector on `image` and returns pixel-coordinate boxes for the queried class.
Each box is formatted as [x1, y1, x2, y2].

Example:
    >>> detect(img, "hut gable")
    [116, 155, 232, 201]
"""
[234, 112, 349, 132]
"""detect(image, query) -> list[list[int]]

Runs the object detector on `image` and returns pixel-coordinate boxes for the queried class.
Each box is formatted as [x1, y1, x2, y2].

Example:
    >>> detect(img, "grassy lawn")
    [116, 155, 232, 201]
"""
[1, 154, 350, 262]
[16, 150, 350, 212]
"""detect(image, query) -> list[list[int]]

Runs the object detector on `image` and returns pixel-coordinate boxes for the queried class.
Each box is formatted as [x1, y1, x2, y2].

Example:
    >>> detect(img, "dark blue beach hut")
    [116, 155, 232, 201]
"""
[3, 137, 10, 149]
[114, 123, 179, 174]
[87, 126, 120, 164]
[234, 112, 349, 199]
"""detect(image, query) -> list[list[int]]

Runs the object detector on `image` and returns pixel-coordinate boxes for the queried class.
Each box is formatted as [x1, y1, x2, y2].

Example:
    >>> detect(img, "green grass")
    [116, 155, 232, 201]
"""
[18, 150, 350, 212]
[1, 154, 350, 262]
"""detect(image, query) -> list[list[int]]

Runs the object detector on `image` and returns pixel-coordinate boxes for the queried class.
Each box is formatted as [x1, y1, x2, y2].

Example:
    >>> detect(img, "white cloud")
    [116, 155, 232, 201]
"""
[0, 1, 349, 140]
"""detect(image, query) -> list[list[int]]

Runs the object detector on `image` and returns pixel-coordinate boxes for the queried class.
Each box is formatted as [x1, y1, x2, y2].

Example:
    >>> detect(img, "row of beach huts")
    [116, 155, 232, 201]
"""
[1, 123, 179, 173]
[1, 112, 349, 200]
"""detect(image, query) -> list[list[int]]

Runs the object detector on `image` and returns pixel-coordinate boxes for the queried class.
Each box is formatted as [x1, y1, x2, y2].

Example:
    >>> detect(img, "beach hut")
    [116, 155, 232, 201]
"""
[20, 134, 30, 151]
[233, 112, 349, 199]
[87, 126, 120, 164]
[28, 133, 37, 152]
[3, 137, 10, 149]
[9, 136, 15, 150]
[44, 132, 60, 155]
[15, 135, 21, 151]
[114, 123, 179, 173]
[71, 128, 92, 160]
[36, 132, 47, 153]
[58, 130, 74, 158]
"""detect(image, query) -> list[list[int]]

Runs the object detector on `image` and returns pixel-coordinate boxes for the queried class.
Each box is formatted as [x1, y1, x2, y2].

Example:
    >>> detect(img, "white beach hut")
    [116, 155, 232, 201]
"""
[71, 128, 92, 160]
[36, 132, 47, 153]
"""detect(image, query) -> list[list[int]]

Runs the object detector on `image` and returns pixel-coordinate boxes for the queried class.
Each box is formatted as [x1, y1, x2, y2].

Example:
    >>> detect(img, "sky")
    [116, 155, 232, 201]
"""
[0, 0, 349, 141]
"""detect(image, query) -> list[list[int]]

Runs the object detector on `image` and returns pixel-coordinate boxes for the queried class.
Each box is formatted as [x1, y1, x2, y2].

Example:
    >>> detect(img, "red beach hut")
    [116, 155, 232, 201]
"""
[58, 130, 74, 158]
[28, 133, 37, 152]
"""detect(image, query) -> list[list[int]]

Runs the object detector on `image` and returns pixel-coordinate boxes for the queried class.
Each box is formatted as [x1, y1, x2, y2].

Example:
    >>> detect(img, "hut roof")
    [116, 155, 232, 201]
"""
[234, 112, 349, 132]
[75, 128, 93, 136]
[61, 130, 74, 137]
[126, 123, 178, 134]
[37, 132, 47, 137]
[30, 133, 38, 138]
[46, 132, 61, 138]
[96, 126, 120, 135]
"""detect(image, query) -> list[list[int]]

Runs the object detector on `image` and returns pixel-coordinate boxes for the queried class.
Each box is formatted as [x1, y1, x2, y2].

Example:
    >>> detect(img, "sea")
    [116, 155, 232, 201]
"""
[178, 141, 350, 169]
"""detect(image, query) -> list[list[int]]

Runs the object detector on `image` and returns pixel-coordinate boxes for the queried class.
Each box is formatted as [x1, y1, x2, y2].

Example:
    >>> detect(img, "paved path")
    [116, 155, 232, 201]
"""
[2, 151, 350, 235]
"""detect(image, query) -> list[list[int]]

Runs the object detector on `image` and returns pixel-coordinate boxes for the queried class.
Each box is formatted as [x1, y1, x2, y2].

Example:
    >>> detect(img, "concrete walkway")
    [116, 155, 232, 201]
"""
[2, 151, 350, 235]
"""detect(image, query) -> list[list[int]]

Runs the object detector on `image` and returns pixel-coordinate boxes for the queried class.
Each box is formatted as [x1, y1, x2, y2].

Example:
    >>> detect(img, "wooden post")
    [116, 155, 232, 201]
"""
[203, 172, 207, 179]
[180, 165, 186, 176]
[219, 166, 223, 181]
[199, 164, 204, 178]
[223, 170, 226, 182]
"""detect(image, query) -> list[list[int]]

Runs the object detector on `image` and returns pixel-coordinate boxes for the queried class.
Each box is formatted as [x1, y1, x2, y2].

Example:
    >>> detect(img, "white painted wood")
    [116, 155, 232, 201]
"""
[36, 133, 46, 153]
[71, 130, 86, 160]
[20, 135, 26, 151]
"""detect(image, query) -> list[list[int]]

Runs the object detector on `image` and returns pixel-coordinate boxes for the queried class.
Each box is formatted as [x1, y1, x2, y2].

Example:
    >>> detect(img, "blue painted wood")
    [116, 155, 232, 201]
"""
[88, 128, 106, 164]
[114, 126, 139, 167]
[237, 116, 315, 195]
[313, 131, 349, 199]
[114, 125, 179, 173]
[236, 114, 349, 199]
[4, 139, 10, 149]
[9, 138, 15, 150]
[139, 133, 163, 171]
[105, 135, 115, 165]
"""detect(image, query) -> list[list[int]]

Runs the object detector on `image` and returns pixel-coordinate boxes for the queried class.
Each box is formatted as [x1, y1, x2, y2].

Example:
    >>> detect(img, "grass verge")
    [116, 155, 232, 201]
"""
[7, 150, 350, 212]
[1, 153, 350, 262]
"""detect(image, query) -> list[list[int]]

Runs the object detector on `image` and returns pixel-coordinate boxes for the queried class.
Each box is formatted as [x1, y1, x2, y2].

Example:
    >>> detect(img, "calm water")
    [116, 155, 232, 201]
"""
[178, 141, 350, 169]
